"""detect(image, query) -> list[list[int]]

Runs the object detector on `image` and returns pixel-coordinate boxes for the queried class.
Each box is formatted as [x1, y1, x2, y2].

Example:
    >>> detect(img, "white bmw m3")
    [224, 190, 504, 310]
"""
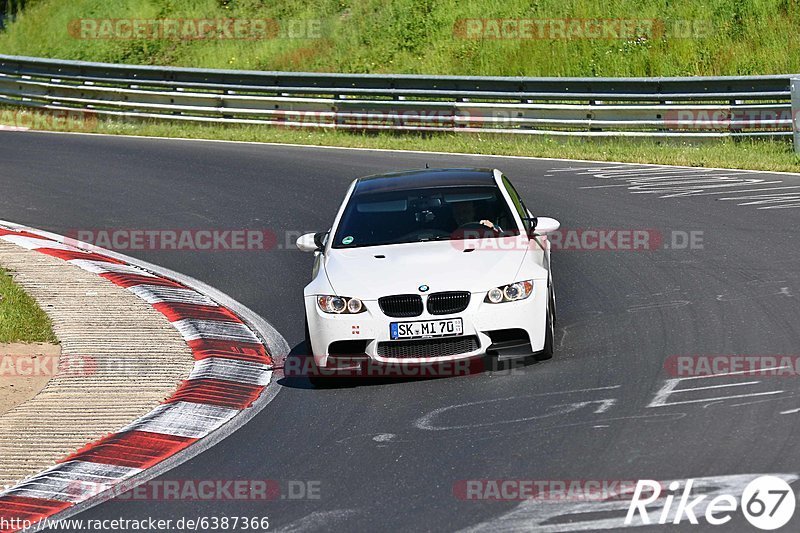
[296, 168, 560, 379]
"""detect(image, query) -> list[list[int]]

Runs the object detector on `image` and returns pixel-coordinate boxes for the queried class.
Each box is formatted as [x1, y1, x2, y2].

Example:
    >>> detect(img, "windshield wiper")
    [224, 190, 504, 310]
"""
[417, 235, 452, 242]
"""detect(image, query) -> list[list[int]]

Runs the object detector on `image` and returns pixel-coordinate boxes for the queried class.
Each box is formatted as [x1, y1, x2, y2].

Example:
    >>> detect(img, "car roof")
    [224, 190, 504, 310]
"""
[354, 168, 497, 194]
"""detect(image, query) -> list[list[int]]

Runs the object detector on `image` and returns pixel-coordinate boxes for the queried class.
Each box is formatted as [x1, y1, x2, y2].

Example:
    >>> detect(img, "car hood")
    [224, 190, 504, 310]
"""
[322, 238, 532, 300]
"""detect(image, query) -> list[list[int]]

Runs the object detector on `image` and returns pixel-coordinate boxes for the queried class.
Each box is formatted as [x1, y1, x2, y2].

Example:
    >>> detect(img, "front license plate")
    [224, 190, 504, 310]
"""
[390, 318, 463, 340]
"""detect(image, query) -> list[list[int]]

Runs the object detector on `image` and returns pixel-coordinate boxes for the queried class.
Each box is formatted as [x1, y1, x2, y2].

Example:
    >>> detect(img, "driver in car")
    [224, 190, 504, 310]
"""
[451, 200, 501, 233]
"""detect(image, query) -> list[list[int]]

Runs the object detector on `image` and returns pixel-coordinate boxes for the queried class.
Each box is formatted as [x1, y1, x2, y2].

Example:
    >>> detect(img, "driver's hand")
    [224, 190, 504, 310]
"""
[480, 219, 498, 232]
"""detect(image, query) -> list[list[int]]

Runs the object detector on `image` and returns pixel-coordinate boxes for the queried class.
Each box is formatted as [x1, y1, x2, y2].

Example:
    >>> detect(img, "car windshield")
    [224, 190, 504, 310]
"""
[332, 185, 520, 249]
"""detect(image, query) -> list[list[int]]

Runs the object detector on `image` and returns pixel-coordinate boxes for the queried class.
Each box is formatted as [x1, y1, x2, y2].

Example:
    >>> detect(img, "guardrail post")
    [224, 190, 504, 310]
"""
[792, 78, 800, 153]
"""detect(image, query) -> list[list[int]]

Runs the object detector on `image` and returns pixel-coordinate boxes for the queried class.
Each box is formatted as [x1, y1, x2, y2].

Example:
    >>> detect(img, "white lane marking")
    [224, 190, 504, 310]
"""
[564, 164, 800, 209]
[648, 370, 788, 408]
[590, 399, 617, 413]
[563, 166, 720, 176]
[415, 388, 620, 431]
[582, 174, 746, 186]
[754, 203, 800, 210]
[655, 182, 787, 198]
[416, 401, 596, 431]
[579, 176, 746, 190]
[533, 385, 622, 394]
[780, 407, 800, 415]
[606, 176, 766, 190]
[726, 393, 796, 408]
[650, 391, 784, 408]
[672, 381, 761, 393]
[457, 473, 799, 532]
[577, 167, 730, 177]
[372, 434, 396, 442]
[585, 169, 729, 179]
[719, 192, 800, 208]
[548, 164, 638, 172]
[686, 185, 800, 196]
[674, 366, 792, 381]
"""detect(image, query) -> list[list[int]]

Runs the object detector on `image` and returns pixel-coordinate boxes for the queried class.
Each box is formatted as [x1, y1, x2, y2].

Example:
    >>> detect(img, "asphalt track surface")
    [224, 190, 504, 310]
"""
[1, 131, 800, 532]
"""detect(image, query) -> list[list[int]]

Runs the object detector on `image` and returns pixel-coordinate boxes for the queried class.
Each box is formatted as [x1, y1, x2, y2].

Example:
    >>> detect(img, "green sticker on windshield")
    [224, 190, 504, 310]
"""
[342, 236, 354, 245]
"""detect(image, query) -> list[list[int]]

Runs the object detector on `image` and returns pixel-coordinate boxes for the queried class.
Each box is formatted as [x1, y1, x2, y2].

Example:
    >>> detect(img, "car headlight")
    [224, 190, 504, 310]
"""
[485, 280, 533, 303]
[317, 295, 366, 314]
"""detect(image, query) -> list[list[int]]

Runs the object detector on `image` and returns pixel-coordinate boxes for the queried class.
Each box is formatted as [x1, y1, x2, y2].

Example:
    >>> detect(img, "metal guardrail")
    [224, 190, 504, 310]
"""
[1, 54, 799, 144]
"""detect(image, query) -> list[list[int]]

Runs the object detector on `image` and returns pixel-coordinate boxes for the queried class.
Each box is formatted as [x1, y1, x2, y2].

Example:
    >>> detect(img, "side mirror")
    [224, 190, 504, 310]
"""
[532, 216, 560, 236]
[314, 231, 327, 249]
[296, 232, 327, 252]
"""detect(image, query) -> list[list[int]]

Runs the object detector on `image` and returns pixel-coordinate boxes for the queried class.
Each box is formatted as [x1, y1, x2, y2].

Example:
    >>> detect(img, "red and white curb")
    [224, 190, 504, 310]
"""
[0, 221, 288, 532]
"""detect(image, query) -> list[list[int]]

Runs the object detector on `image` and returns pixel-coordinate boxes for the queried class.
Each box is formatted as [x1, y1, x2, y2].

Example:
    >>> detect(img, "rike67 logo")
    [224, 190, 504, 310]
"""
[627, 476, 796, 530]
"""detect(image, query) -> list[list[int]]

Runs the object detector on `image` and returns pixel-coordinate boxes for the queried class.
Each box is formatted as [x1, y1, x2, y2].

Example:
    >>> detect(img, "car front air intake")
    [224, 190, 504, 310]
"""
[378, 294, 424, 317]
[426, 291, 470, 315]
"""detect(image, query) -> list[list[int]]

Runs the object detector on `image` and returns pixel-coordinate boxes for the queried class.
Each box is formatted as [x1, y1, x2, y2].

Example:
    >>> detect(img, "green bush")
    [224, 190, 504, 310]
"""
[1, 0, 799, 76]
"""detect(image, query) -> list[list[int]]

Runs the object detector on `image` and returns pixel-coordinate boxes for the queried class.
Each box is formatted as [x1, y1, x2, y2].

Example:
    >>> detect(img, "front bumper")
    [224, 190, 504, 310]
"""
[304, 283, 548, 368]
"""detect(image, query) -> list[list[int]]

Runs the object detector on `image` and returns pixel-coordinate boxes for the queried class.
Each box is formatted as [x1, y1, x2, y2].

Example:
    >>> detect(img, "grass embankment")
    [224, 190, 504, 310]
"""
[1, 0, 799, 76]
[0, 266, 58, 343]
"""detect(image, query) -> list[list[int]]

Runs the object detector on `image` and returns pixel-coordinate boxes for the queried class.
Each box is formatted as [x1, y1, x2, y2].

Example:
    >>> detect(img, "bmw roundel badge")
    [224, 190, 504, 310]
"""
[419, 284, 429, 292]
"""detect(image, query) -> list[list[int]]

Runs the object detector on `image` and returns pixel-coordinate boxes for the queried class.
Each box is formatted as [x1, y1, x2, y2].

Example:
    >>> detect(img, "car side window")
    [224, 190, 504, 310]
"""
[501, 176, 532, 233]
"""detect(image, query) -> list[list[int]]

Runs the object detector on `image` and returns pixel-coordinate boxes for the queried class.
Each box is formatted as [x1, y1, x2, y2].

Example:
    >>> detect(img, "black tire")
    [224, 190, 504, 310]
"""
[535, 287, 555, 361]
